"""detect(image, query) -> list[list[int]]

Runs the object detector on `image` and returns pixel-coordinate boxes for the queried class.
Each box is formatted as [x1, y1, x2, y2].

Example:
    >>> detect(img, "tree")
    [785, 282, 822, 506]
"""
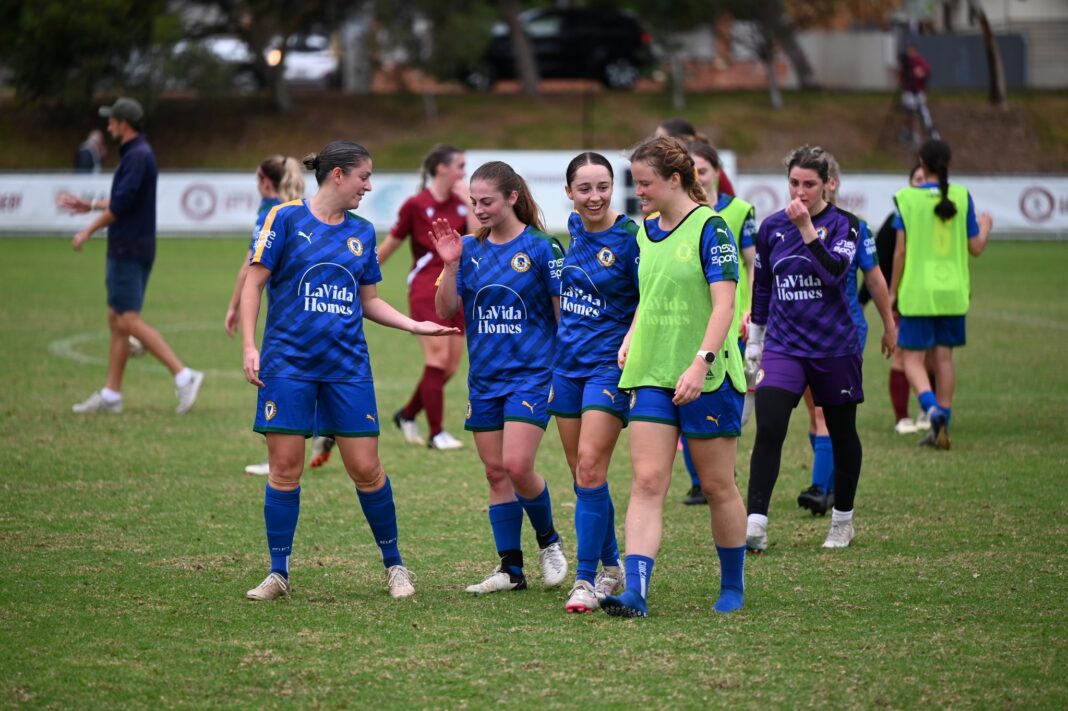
[0, 0, 165, 109]
[497, 0, 541, 96]
[967, 0, 1007, 109]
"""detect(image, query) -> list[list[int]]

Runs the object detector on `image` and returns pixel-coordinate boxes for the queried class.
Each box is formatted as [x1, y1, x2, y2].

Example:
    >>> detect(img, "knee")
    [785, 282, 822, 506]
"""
[483, 465, 509, 490]
[702, 475, 740, 506]
[502, 456, 533, 483]
[629, 469, 665, 499]
[267, 460, 303, 490]
[574, 450, 607, 489]
[347, 459, 385, 491]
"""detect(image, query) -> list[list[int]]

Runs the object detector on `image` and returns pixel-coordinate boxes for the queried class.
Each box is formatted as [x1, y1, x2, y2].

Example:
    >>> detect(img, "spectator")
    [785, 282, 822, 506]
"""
[899, 44, 940, 145]
[74, 130, 107, 173]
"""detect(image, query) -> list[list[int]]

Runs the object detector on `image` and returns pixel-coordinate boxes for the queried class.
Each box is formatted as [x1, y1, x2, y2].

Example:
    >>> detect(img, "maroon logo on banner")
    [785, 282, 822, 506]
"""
[1019, 186, 1054, 224]
[181, 184, 217, 221]
[0, 192, 23, 211]
[744, 185, 781, 218]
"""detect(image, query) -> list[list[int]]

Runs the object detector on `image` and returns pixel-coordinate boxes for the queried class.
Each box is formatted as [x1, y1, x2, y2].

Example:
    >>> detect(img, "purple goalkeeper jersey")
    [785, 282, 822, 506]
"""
[752, 204, 861, 358]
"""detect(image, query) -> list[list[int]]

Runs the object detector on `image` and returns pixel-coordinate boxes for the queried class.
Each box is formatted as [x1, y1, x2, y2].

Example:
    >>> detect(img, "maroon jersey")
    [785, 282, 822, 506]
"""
[390, 188, 470, 291]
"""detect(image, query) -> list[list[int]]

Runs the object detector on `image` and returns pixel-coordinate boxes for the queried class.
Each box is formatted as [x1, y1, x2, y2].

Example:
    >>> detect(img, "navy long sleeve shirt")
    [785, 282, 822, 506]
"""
[107, 135, 157, 264]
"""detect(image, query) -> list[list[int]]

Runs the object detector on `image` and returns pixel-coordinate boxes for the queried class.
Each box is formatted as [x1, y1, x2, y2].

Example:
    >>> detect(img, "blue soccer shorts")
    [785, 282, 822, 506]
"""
[466, 380, 552, 432]
[627, 381, 744, 439]
[254, 377, 380, 437]
[548, 367, 629, 424]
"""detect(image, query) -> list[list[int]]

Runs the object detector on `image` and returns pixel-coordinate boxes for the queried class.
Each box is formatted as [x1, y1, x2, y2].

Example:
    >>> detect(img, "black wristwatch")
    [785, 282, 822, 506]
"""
[696, 350, 716, 367]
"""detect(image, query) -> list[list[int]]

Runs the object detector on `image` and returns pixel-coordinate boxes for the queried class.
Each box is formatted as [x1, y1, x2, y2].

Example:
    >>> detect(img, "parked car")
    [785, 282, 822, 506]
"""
[174, 33, 338, 90]
[462, 8, 654, 90]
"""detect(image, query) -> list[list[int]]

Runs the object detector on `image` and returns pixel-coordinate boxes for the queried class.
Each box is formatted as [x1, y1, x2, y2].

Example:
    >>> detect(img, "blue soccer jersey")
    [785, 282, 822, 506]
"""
[752, 204, 860, 358]
[457, 226, 564, 398]
[845, 218, 878, 347]
[251, 199, 382, 382]
[555, 212, 640, 378]
[248, 197, 281, 252]
[714, 193, 757, 250]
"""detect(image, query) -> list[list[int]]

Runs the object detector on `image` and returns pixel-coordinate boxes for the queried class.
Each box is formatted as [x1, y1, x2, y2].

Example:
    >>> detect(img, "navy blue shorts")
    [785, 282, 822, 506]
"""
[548, 367, 629, 424]
[254, 377, 380, 437]
[106, 257, 152, 313]
[628, 381, 744, 439]
[898, 315, 966, 349]
[466, 381, 552, 432]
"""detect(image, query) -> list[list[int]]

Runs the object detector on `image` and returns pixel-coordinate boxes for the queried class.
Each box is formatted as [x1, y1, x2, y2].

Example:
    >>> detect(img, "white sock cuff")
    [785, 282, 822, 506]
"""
[747, 513, 769, 528]
[831, 508, 853, 523]
[100, 388, 122, 402]
[175, 367, 192, 387]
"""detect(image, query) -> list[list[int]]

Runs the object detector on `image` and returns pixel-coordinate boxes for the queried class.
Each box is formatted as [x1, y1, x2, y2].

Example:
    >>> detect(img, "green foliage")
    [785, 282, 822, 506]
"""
[0, 238, 1066, 707]
[0, 0, 165, 107]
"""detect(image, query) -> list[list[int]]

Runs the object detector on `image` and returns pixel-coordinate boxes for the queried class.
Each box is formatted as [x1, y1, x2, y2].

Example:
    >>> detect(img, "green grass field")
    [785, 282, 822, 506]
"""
[1, 237, 1065, 709]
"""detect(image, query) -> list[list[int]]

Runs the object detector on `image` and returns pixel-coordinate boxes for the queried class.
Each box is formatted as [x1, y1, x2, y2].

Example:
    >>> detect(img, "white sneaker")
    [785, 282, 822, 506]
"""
[428, 430, 464, 450]
[386, 565, 416, 598]
[246, 572, 290, 601]
[594, 564, 624, 598]
[565, 580, 599, 613]
[392, 410, 425, 446]
[72, 391, 122, 414]
[822, 520, 855, 549]
[128, 335, 146, 357]
[244, 461, 270, 476]
[175, 370, 204, 415]
[914, 409, 931, 431]
[746, 520, 768, 553]
[539, 540, 568, 588]
[465, 565, 527, 594]
[894, 417, 918, 434]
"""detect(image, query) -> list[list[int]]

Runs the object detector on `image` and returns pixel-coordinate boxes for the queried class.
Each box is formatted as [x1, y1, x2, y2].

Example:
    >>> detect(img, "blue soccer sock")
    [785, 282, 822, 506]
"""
[624, 554, 655, 600]
[808, 431, 817, 449]
[264, 484, 300, 579]
[355, 477, 402, 569]
[681, 437, 699, 488]
[488, 500, 524, 575]
[918, 390, 938, 416]
[942, 406, 952, 428]
[714, 545, 746, 613]
[574, 483, 611, 585]
[517, 482, 559, 548]
[812, 435, 835, 494]
[600, 485, 621, 568]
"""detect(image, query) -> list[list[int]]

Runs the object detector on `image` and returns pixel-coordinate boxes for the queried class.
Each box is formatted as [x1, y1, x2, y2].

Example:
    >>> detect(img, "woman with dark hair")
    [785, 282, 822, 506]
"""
[550, 152, 639, 612]
[744, 145, 865, 552]
[378, 144, 477, 451]
[240, 140, 459, 602]
[601, 136, 748, 618]
[890, 139, 992, 450]
[432, 161, 569, 596]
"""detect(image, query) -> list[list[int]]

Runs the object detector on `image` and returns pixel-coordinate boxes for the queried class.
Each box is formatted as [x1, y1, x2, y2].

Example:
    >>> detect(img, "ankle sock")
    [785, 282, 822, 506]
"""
[624, 554, 654, 600]
[714, 545, 746, 613]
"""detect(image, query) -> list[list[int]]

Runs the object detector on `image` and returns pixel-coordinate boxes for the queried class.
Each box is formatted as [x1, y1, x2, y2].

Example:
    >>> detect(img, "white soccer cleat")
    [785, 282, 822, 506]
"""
[428, 430, 464, 450]
[914, 409, 931, 431]
[72, 391, 122, 414]
[465, 565, 527, 594]
[392, 410, 425, 446]
[175, 370, 204, 415]
[539, 541, 568, 588]
[894, 417, 918, 434]
[386, 565, 416, 598]
[244, 461, 270, 476]
[594, 564, 624, 599]
[565, 580, 599, 613]
[822, 520, 855, 549]
[128, 335, 146, 357]
[246, 572, 290, 601]
[746, 520, 768, 553]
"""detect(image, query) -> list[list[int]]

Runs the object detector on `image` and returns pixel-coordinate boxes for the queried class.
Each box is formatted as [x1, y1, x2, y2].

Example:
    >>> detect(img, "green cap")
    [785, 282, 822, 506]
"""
[99, 97, 144, 123]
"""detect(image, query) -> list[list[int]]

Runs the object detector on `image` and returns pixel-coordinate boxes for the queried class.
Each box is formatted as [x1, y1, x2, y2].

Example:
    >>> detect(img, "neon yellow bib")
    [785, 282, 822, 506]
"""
[714, 196, 755, 335]
[895, 184, 971, 316]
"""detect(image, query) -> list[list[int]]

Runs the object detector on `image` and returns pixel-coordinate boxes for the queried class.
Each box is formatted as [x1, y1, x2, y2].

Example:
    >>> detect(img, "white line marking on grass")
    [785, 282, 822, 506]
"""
[970, 308, 1068, 331]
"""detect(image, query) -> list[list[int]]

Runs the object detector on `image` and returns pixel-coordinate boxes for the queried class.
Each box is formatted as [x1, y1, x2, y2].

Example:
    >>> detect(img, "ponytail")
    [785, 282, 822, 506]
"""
[277, 157, 305, 202]
[919, 139, 957, 221]
[302, 140, 371, 186]
[470, 161, 546, 240]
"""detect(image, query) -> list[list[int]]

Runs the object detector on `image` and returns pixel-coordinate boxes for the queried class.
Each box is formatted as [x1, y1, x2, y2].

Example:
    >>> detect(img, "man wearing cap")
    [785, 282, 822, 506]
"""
[58, 97, 204, 415]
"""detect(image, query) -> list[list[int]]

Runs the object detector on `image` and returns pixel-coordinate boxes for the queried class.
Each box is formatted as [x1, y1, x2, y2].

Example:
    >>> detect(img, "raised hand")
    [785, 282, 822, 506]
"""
[429, 217, 463, 266]
[785, 197, 812, 229]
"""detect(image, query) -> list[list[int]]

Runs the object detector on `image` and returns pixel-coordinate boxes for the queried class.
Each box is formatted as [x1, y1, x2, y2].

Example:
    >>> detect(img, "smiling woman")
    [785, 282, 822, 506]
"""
[238, 139, 459, 603]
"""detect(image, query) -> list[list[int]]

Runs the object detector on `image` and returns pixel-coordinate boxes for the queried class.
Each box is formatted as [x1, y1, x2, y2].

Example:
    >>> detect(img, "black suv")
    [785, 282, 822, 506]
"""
[463, 8, 654, 90]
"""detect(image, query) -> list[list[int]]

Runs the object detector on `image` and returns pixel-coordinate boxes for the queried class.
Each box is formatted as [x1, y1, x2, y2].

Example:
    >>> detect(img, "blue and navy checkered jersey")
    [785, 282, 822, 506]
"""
[457, 226, 564, 398]
[554, 212, 639, 378]
[251, 200, 382, 382]
[846, 218, 878, 348]
[248, 197, 281, 252]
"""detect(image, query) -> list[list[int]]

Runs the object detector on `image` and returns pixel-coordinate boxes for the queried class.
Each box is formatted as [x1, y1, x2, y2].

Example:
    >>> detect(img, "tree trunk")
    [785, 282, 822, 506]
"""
[669, 53, 686, 112]
[971, 2, 1007, 109]
[779, 28, 817, 89]
[498, 0, 540, 96]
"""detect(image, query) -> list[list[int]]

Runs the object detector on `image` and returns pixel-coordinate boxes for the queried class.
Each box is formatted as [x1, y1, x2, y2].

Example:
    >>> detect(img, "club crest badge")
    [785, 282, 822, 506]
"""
[264, 401, 277, 421]
[466, 401, 472, 420]
[347, 237, 364, 256]
[815, 226, 828, 241]
[548, 385, 555, 404]
[597, 247, 616, 267]
[511, 252, 531, 273]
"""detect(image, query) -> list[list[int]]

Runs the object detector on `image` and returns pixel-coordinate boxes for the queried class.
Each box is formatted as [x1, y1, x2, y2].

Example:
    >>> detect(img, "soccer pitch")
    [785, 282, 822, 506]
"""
[1, 237, 1065, 708]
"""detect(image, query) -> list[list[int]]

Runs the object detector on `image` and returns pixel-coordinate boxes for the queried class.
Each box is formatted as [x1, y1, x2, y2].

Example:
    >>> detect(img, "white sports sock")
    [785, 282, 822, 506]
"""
[831, 508, 853, 523]
[101, 388, 122, 403]
[747, 513, 768, 528]
[175, 368, 193, 387]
